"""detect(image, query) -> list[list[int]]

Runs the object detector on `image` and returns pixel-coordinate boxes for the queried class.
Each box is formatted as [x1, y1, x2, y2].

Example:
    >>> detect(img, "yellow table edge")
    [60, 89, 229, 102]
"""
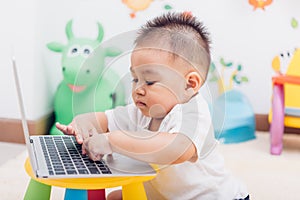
[268, 111, 300, 129]
[24, 158, 156, 190]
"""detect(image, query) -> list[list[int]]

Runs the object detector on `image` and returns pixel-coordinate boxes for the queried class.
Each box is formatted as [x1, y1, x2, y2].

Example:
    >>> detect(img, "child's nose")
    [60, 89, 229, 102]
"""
[135, 86, 146, 95]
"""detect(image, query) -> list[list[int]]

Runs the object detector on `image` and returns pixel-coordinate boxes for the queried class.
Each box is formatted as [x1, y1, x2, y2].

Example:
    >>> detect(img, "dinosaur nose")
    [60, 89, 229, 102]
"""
[62, 66, 78, 83]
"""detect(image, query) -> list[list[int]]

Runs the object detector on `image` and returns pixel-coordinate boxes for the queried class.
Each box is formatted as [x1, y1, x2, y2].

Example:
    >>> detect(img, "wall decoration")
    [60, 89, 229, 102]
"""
[164, 4, 173, 10]
[122, 0, 173, 18]
[122, 0, 153, 18]
[291, 18, 299, 29]
[248, 0, 273, 11]
[209, 57, 249, 94]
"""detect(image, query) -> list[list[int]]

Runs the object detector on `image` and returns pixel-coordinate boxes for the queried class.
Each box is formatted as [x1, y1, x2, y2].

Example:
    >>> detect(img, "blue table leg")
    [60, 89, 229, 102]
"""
[64, 189, 87, 200]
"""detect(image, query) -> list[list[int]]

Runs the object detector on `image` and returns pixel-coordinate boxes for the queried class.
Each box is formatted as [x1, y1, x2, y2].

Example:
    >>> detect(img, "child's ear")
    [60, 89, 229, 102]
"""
[185, 71, 202, 93]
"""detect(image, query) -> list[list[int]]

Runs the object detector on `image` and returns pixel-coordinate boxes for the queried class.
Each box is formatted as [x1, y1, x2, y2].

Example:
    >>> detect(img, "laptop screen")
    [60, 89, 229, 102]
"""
[12, 57, 37, 170]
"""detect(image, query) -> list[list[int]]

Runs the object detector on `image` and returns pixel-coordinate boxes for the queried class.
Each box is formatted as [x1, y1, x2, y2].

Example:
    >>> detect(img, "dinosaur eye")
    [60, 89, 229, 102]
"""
[67, 45, 80, 57]
[84, 49, 90, 54]
[72, 48, 78, 53]
[81, 45, 93, 58]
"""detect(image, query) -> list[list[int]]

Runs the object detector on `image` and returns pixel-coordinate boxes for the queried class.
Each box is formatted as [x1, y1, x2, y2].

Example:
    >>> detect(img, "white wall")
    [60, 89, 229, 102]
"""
[1, 0, 300, 120]
[0, 0, 40, 120]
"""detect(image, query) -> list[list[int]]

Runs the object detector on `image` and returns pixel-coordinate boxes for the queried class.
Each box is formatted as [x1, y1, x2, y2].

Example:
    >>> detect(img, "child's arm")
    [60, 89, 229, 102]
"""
[56, 111, 196, 165]
[85, 130, 197, 165]
[110, 130, 196, 164]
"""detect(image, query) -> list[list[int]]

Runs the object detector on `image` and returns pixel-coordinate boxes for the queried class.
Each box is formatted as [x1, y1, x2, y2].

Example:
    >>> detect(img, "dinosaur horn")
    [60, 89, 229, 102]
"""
[96, 22, 104, 42]
[66, 20, 74, 40]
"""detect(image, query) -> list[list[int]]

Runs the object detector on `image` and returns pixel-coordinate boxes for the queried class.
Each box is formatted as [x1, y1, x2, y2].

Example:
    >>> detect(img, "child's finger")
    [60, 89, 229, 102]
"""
[66, 125, 75, 135]
[89, 152, 103, 161]
[82, 146, 86, 155]
[82, 141, 87, 155]
[76, 134, 84, 144]
[55, 122, 67, 133]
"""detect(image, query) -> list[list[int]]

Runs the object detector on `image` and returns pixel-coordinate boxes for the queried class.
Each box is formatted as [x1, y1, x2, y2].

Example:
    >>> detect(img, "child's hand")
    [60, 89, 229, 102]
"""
[55, 122, 75, 135]
[55, 122, 84, 143]
[83, 133, 112, 161]
[56, 112, 103, 144]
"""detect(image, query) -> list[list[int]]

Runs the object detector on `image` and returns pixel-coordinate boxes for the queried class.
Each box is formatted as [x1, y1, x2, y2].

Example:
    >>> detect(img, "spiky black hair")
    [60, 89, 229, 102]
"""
[135, 12, 212, 81]
[136, 12, 211, 54]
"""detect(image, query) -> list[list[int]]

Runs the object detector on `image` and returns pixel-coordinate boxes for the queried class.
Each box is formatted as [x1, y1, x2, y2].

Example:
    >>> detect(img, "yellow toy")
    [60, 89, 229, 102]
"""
[269, 48, 300, 155]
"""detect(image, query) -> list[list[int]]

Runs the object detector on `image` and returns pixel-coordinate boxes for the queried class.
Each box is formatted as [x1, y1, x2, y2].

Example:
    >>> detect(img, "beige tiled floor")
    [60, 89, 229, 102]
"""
[0, 132, 300, 199]
[0, 142, 26, 165]
[221, 132, 300, 200]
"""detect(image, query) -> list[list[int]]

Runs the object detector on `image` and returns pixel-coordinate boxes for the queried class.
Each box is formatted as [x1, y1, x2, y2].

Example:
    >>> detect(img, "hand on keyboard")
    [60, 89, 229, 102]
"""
[56, 112, 103, 144]
[83, 133, 113, 161]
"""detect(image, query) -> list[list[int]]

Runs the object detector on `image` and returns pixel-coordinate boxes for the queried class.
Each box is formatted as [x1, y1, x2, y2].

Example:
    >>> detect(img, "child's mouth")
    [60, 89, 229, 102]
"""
[136, 101, 146, 107]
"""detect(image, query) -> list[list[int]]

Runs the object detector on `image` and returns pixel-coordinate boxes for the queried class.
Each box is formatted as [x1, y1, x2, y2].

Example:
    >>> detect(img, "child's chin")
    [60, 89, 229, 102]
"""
[138, 107, 167, 118]
[148, 113, 167, 119]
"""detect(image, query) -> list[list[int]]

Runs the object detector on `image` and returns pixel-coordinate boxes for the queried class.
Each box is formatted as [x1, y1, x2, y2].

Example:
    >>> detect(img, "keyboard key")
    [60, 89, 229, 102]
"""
[67, 170, 78, 175]
[78, 169, 89, 174]
[88, 168, 101, 174]
[55, 171, 66, 175]
[101, 169, 112, 174]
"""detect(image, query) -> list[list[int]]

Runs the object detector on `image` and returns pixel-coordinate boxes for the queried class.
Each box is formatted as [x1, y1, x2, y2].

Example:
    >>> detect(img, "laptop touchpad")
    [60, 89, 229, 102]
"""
[103, 154, 155, 174]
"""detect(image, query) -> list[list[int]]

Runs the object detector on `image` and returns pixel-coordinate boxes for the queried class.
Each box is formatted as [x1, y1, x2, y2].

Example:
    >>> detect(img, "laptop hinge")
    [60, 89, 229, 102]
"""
[30, 139, 40, 177]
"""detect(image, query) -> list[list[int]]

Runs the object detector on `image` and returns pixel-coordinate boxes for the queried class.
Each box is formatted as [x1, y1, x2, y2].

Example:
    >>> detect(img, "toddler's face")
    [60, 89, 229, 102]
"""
[130, 48, 189, 118]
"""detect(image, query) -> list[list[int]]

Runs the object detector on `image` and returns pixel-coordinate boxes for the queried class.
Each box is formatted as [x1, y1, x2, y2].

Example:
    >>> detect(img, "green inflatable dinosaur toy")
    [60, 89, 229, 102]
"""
[47, 20, 125, 135]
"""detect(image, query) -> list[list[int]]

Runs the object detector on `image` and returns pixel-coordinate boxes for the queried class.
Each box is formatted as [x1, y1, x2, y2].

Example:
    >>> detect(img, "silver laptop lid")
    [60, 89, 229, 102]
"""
[12, 57, 37, 171]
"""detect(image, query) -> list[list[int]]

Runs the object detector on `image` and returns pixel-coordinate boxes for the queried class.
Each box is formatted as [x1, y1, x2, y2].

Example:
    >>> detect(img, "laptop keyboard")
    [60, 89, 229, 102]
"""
[39, 136, 112, 176]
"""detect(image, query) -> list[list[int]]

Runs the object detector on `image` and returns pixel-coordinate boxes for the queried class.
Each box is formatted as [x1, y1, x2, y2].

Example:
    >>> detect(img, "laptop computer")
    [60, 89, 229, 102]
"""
[12, 57, 156, 178]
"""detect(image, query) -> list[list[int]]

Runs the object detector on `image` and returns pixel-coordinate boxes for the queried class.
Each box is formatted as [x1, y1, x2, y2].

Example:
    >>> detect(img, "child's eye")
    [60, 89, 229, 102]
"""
[145, 81, 155, 85]
[132, 78, 138, 83]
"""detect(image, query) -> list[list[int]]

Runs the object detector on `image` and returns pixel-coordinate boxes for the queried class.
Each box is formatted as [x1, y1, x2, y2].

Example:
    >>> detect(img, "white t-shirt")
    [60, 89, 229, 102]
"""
[105, 93, 248, 200]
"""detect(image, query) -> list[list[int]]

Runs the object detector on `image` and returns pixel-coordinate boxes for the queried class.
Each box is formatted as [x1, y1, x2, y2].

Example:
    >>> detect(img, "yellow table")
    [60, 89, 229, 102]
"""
[24, 158, 156, 200]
